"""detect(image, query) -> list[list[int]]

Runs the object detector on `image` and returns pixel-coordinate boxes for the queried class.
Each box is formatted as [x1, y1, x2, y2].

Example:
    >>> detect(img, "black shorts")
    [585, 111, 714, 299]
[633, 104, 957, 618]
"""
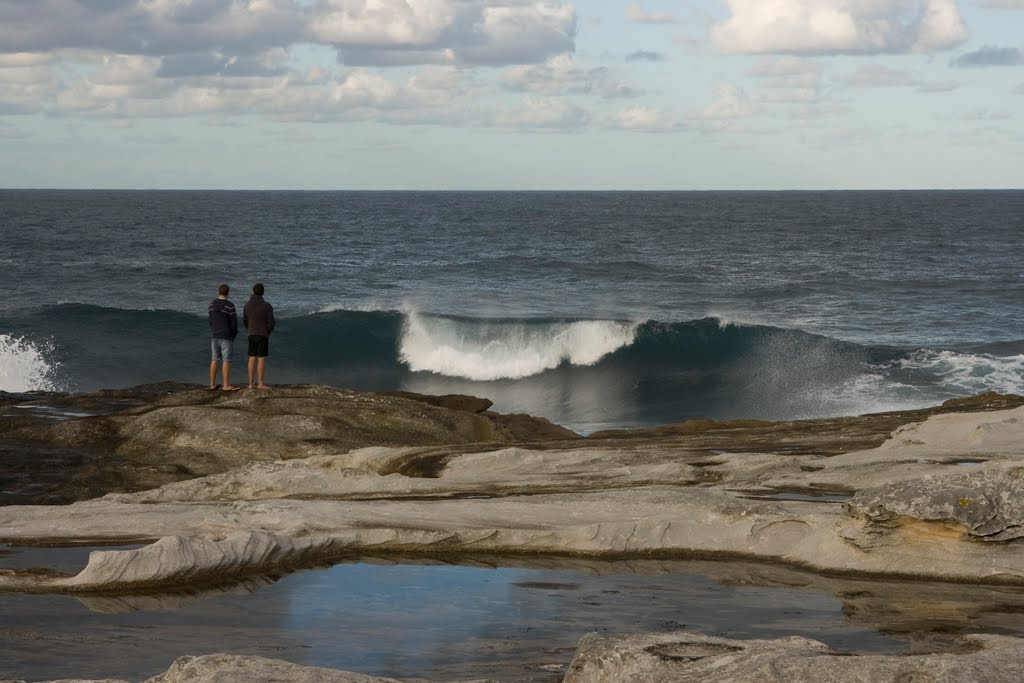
[247, 335, 269, 358]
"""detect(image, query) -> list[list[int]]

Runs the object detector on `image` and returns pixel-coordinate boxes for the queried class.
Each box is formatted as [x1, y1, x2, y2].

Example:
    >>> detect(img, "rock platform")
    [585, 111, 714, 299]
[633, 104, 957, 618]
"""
[3, 385, 1024, 681]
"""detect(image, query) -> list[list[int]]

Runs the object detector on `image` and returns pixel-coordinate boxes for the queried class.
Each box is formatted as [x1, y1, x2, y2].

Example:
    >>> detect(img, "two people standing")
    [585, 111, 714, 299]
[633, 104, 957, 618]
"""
[208, 282, 275, 391]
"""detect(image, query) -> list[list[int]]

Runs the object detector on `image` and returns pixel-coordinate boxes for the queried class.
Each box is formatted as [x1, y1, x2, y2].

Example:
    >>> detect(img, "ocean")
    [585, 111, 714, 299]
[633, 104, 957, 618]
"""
[1, 189, 1022, 433]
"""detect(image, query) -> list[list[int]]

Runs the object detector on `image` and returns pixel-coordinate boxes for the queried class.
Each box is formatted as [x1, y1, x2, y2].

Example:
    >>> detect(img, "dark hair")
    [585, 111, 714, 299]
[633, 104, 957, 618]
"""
[252, 282, 265, 296]
[218, 283, 229, 296]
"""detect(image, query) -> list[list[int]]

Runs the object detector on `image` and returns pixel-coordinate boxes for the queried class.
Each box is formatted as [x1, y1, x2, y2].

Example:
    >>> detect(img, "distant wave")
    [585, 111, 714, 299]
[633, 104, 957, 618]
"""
[1, 303, 1021, 430]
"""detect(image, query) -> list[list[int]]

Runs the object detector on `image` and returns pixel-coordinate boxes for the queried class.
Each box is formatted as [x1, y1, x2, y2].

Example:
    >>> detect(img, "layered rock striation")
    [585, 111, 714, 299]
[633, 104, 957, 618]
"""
[1, 397, 1024, 593]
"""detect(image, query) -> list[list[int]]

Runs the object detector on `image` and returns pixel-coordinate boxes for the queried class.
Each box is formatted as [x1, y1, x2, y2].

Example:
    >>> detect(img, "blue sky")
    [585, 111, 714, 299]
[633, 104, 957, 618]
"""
[0, 0, 1022, 189]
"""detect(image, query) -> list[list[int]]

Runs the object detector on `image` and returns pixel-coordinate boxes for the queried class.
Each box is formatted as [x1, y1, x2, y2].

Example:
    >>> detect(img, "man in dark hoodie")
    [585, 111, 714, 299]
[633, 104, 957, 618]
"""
[208, 283, 239, 391]
[243, 282, 275, 390]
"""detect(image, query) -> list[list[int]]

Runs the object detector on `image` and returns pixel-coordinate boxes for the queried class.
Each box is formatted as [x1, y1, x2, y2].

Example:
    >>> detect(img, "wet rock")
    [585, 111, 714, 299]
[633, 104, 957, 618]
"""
[589, 393, 1024, 455]
[564, 632, 1024, 682]
[0, 383, 579, 505]
[381, 390, 493, 414]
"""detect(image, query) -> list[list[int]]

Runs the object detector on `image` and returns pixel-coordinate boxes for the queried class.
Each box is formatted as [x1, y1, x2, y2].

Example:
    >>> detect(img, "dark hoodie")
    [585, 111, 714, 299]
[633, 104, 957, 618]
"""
[243, 295, 275, 337]
[208, 298, 238, 340]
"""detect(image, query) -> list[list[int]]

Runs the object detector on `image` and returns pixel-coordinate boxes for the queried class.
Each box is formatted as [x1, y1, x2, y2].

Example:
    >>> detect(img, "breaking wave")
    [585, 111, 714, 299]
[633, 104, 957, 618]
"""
[1, 303, 1021, 430]
[398, 311, 638, 381]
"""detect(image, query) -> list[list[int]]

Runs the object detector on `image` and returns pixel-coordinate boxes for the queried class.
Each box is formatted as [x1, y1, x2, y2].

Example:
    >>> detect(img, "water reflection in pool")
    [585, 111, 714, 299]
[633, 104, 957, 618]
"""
[3, 548, 1017, 682]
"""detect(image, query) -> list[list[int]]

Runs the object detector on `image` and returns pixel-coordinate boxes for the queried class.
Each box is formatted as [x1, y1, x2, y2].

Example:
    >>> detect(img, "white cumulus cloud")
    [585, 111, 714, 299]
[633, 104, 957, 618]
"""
[711, 0, 969, 55]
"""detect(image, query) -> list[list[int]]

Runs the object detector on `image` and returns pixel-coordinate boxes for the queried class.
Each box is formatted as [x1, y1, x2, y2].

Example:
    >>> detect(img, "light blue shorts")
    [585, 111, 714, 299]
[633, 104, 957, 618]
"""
[211, 338, 234, 362]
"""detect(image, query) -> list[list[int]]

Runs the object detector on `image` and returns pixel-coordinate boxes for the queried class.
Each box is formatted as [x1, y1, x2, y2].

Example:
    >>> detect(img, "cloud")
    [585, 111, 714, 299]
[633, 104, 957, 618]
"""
[711, 0, 968, 55]
[604, 105, 680, 132]
[845, 63, 961, 93]
[1016, 83, 1024, 94]
[155, 51, 287, 78]
[690, 83, 757, 127]
[42, 50, 474, 125]
[747, 56, 829, 107]
[625, 2, 679, 24]
[0, 0, 306, 56]
[850, 64, 920, 86]
[502, 54, 644, 99]
[490, 96, 589, 130]
[625, 50, 665, 62]
[310, 0, 457, 46]
[951, 46, 1024, 67]
[977, 0, 1024, 7]
[0, 1, 577, 67]
[749, 56, 821, 89]
[0, 53, 60, 114]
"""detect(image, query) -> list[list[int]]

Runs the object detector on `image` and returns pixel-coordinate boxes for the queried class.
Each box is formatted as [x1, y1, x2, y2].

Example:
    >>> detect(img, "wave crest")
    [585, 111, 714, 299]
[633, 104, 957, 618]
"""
[398, 312, 639, 381]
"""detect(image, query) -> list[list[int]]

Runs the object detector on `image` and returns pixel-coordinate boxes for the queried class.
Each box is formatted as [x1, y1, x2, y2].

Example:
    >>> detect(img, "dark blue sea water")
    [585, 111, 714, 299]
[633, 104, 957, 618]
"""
[1, 190, 1022, 432]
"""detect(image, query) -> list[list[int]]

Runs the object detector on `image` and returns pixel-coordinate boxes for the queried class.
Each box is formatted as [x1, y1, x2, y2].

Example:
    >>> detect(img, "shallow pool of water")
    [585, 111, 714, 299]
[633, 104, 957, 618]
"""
[2, 546, 1023, 681]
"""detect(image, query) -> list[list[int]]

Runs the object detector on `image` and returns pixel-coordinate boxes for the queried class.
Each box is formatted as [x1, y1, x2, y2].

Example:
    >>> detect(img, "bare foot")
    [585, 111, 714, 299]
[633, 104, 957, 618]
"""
[248, 384, 255, 390]
[222, 385, 240, 392]
[208, 385, 219, 391]
[257, 384, 271, 390]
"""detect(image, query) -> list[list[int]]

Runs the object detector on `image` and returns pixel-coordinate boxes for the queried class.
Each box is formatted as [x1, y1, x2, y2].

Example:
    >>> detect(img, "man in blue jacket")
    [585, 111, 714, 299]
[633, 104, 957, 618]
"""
[208, 283, 240, 391]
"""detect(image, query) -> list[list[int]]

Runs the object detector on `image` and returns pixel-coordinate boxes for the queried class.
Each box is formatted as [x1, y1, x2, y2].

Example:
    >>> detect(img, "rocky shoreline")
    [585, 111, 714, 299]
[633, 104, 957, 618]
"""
[2, 384, 1024, 681]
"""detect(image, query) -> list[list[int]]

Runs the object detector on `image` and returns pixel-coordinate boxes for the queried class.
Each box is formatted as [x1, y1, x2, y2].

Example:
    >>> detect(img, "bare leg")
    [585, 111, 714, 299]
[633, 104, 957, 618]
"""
[222, 362, 238, 391]
[209, 360, 218, 389]
[257, 357, 269, 389]
[248, 356, 256, 389]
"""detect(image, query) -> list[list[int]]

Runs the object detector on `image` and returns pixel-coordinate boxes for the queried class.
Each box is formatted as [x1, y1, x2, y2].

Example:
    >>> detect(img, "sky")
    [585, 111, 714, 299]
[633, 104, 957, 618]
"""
[0, 0, 1022, 190]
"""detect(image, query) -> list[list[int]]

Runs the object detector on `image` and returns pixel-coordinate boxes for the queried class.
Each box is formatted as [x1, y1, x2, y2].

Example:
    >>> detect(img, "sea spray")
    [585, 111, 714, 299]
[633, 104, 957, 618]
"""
[889, 349, 1024, 397]
[0, 334, 59, 392]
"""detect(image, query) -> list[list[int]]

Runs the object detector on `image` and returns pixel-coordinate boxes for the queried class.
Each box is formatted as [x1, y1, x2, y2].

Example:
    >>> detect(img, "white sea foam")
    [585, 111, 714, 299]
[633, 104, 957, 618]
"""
[315, 301, 397, 314]
[0, 335, 60, 392]
[398, 311, 639, 381]
[895, 348, 1024, 396]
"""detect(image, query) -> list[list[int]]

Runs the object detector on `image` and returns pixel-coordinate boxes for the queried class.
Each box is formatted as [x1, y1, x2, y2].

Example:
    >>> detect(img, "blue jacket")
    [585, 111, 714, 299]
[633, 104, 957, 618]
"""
[208, 298, 238, 340]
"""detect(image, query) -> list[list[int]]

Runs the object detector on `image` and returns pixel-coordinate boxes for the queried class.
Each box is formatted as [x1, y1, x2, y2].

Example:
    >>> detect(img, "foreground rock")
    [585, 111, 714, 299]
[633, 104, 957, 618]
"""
[564, 632, 1024, 682]
[0, 383, 578, 505]
[5, 390, 1024, 683]
[17, 632, 1024, 683]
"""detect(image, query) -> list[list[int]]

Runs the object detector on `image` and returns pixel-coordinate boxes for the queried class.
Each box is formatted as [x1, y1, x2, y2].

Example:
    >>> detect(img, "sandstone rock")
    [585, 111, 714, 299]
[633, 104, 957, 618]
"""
[3, 396, 1024, 593]
[845, 468, 1024, 542]
[142, 654, 404, 683]
[563, 631, 1024, 682]
[0, 383, 579, 505]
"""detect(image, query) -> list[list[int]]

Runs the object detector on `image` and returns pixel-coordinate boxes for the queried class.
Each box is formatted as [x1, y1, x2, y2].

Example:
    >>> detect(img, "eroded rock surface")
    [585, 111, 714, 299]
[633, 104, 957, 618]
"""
[18, 632, 1024, 683]
[2, 402, 1024, 593]
[0, 384, 579, 505]
[5, 390, 1024, 683]
[564, 632, 1024, 682]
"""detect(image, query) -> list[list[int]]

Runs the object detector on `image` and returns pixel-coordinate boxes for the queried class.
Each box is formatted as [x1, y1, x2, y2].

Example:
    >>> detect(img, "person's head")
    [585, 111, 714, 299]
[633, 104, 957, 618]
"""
[253, 282, 265, 296]
[218, 283, 230, 297]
